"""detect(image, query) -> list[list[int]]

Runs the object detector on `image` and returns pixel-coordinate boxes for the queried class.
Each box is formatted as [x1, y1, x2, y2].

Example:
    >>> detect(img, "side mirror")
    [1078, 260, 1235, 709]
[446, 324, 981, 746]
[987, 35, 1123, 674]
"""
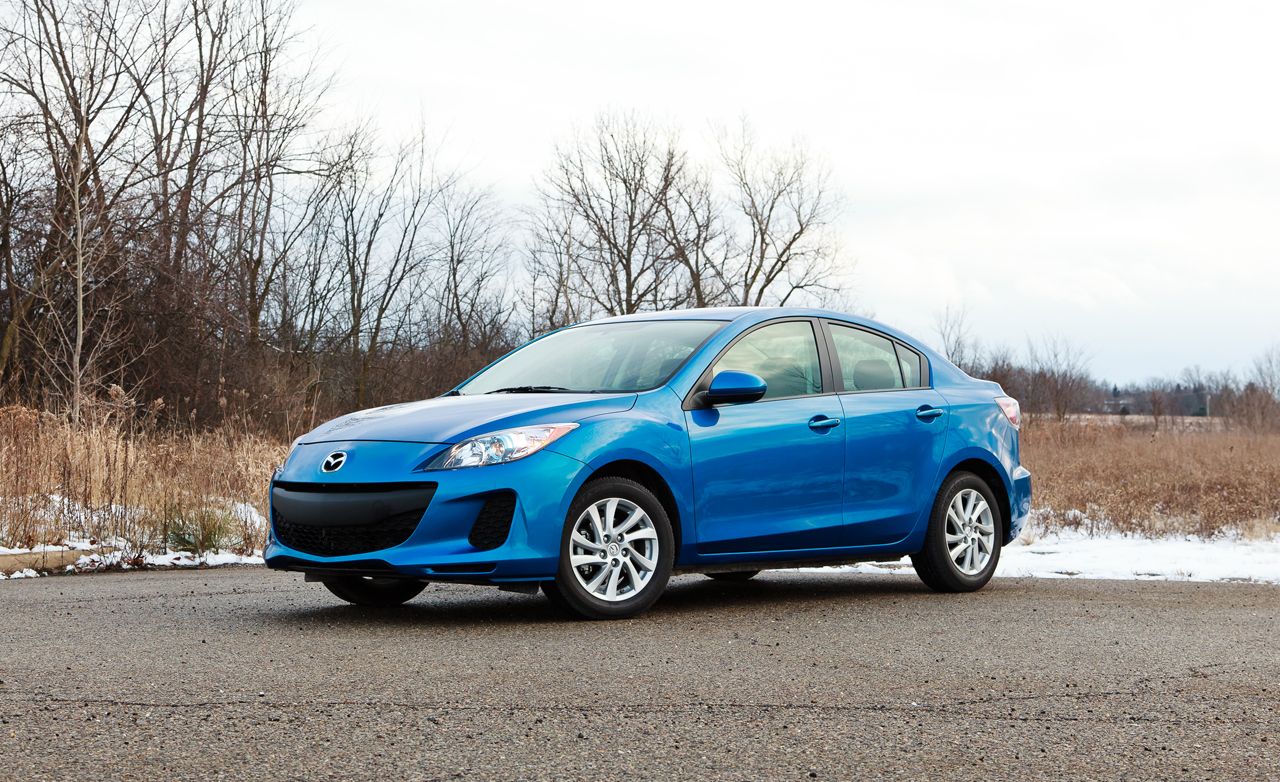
[704, 370, 767, 405]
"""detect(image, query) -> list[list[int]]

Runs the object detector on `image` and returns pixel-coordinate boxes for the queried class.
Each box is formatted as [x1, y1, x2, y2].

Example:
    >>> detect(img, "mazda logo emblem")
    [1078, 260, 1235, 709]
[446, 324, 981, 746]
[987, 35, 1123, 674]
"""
[321, 451, 347, 473]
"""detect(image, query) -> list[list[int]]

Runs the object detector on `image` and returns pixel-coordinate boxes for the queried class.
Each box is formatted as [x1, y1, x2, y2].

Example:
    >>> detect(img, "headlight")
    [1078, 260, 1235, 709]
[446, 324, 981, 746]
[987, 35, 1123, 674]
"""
[425, 424, 579, 469]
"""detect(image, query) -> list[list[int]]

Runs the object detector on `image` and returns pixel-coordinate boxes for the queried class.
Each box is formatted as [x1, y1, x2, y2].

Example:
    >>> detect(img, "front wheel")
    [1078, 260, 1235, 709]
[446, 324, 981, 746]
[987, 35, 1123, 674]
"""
[546, 477, 674, 620]
[911, 473, 1002, 592]
[322, 577, 427, 607]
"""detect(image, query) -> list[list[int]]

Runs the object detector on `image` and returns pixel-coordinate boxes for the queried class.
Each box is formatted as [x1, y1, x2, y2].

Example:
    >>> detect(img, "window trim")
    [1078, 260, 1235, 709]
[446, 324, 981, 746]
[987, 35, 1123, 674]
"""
[682, 317, 836, 410]
[893, 341, 927, 390]
[820, 319, 933, 394]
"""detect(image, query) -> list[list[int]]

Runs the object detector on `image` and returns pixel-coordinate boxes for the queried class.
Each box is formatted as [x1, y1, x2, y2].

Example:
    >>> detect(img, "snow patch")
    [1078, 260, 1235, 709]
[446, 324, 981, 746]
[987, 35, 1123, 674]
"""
[813, 527, 1280, 584]
[0, 568, 41, 580]
[73, 549, 265, 572]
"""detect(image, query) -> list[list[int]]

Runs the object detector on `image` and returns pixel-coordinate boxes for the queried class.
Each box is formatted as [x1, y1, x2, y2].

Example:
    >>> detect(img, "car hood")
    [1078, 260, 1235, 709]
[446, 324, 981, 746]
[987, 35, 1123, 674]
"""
[298, 393, 637, 445]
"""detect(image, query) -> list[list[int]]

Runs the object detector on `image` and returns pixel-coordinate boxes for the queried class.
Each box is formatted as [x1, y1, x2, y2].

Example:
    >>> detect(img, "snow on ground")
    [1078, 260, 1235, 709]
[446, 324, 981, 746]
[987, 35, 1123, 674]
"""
[824, 527, 1280, 584]
[72, 549, 265, 572]
[0, 548, 263, 579]
[0, 568, 40, 580]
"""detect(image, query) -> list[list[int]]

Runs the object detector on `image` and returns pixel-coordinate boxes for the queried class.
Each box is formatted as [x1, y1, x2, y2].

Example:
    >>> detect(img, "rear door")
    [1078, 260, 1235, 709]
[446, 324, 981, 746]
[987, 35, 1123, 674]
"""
[685, 319, 846, 554]
[823, 321, 949, 545]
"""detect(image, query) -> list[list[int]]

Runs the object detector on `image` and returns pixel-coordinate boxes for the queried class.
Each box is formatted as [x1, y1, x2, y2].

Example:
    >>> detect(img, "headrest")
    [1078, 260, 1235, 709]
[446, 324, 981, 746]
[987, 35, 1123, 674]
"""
[852, 359, 898, 391]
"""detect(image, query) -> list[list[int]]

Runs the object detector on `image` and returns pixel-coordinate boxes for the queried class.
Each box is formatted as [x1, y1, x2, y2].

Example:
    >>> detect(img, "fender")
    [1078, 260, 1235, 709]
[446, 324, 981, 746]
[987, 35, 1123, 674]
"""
[546, 392, 697, 563]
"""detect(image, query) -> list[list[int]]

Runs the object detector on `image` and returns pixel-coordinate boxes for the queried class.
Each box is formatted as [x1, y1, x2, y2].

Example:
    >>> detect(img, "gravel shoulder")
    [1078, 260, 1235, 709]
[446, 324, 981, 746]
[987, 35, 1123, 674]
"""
[1, 568, 1276, 781]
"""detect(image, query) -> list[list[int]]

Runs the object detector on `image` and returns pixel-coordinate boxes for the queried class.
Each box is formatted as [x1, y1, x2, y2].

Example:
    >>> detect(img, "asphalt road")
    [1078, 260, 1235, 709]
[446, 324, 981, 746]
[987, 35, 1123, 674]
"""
[1, 568, 1276, 781]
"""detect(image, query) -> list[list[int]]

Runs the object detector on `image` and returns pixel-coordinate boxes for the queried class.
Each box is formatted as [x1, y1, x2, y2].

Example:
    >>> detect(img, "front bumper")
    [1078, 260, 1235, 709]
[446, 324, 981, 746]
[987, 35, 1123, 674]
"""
[264, 441, 585, 582]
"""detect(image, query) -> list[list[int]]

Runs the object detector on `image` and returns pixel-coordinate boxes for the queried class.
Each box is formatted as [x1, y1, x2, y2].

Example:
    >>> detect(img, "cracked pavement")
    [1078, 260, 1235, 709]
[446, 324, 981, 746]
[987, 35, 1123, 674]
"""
[1, 568, 1276, 780]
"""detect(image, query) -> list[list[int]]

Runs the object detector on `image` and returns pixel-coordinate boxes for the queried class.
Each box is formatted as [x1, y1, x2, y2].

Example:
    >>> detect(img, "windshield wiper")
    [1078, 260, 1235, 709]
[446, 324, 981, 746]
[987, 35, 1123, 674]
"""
[485, 385, 576, 394]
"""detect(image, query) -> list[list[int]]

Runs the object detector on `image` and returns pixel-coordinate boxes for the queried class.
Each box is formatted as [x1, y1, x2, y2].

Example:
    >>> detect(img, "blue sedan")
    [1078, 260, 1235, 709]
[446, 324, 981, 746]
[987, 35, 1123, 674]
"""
[266, 307, 1032, 619]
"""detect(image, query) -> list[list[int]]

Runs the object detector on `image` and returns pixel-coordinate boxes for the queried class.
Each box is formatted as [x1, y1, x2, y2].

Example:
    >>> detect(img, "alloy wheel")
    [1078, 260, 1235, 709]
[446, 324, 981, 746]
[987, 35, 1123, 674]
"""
[568, 497, 659, 602]
[945, 488, 996, 576]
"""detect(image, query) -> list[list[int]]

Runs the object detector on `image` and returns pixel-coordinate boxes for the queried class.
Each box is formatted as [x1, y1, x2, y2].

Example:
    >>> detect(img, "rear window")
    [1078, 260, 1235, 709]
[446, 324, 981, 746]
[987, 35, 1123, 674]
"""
[829, 325, 904, 392]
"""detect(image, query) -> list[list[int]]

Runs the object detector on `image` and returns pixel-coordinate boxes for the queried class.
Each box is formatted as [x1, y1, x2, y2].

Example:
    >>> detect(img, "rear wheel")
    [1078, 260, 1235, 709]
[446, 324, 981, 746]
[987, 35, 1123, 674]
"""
[706, 570, 760, 582]
[547, 477, 674, 620]
[322, 577, 427, 607]
[911, 472, 1002, 592]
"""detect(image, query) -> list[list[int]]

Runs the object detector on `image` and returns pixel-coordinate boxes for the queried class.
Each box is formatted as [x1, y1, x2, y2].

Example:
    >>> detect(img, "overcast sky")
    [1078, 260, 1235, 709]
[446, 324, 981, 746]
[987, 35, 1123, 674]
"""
[296, 0, 1279, 384]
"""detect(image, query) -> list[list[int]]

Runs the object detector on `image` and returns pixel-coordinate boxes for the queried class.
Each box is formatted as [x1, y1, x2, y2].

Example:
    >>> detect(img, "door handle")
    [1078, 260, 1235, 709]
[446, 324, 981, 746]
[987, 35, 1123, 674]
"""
[808, 415, 841, 430]
[915, 405, 944, 421]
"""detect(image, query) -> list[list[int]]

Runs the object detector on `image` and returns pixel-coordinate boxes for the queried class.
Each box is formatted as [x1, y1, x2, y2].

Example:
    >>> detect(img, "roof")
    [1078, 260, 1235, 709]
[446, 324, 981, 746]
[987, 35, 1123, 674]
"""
[586, 306, 902, 338]
[587, 307, 766, 323]
[583, 306, 954, 376]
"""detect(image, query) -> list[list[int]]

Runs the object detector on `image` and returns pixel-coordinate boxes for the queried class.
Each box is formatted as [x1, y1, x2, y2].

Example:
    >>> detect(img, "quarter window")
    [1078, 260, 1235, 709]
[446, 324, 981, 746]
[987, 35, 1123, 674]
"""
[712, 321, 822, 400]
[829, 325, 904, 392]
[895, 343, 925, 388]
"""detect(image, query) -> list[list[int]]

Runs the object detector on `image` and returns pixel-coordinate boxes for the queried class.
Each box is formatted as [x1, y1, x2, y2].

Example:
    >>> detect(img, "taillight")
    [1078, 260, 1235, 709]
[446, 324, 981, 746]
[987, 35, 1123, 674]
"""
[995, 396, 1020, 429]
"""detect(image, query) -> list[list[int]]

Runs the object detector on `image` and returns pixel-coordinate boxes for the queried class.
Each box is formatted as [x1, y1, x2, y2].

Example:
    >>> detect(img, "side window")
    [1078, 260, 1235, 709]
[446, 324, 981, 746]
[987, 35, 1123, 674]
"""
[713, 321, 822, 400]
[895, 343, 925, 388]
[829, 325, 904, 392]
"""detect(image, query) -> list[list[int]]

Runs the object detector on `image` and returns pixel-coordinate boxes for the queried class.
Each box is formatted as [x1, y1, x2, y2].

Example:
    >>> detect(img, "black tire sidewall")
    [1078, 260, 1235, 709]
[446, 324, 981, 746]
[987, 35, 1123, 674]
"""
[323, 577, 426, 607]
[553, 477, 675, 619]
[706, 570, 760, 582]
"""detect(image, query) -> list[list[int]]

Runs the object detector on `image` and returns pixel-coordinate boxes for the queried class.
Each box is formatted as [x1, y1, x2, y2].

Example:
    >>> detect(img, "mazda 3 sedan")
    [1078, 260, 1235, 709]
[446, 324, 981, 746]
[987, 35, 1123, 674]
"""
[266, 307, 1031, 619]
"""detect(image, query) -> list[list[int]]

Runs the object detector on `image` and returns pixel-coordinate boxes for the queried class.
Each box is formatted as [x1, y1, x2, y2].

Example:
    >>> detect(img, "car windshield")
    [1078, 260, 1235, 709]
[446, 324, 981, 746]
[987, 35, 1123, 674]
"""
[458, 320, 725, 395]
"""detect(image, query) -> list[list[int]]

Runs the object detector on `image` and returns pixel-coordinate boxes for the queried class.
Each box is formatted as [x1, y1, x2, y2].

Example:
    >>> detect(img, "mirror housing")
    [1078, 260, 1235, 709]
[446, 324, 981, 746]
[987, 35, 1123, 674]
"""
[703, 370, 767, 406]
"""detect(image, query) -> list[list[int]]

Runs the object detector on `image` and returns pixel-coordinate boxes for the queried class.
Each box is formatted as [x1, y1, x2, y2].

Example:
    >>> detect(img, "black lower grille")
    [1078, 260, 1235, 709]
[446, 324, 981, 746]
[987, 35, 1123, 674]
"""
[270, 481, 435, 557]
[468, 491, 517, 551]
[274, 508, 423, 557]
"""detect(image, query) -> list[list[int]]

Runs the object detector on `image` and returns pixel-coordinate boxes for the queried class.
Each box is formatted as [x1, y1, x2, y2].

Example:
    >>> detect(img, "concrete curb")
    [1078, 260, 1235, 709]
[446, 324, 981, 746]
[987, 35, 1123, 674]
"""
[0, 547, 115, 575]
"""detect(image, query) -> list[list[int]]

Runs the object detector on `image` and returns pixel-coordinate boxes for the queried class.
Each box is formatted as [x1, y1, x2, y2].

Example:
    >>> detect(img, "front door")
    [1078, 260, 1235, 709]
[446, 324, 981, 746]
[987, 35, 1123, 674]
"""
[686, 320, 846, 554]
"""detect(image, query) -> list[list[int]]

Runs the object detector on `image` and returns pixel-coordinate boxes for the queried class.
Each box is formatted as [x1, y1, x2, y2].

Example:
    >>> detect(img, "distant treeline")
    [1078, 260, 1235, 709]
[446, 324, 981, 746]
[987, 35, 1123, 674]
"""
[935, 307, 1280, 430]
[0, 0, 840, 434]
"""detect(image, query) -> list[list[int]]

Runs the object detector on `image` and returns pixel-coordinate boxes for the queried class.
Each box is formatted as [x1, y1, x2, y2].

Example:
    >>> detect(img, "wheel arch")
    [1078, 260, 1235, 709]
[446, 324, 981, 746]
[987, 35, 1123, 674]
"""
[583, 458, 683, 556]
[945, 457, 1014, 544]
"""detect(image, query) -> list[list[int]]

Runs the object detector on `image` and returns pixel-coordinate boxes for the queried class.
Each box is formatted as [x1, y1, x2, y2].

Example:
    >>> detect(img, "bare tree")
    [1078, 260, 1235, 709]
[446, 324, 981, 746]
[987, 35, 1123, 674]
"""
[661, 163, 728, 307]
[532, 114, 685, 319]
[0, 0, 156, 419]
[1148, 384, 1170, 431]
[1236, 344, 1280, 431]
[1252, 344, 1280, 400]
[934, 303, 978, 373]
[525, 202, 587, 332]
[0, 0, 333, 426]
[718, 126, 840, 306]
[429, 182, 510, 355]
[1026, 336, 1093, 422]
[529, 115, 848, 328]
[326, 128, 449, 408]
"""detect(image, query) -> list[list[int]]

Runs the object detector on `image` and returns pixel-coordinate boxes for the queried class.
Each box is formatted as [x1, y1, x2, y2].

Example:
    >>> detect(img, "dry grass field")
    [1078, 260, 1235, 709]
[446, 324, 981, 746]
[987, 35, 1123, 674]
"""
[1, 406, 1277, 558]
[0, 406, 286, 555]
[1022, 419, 1280, 538]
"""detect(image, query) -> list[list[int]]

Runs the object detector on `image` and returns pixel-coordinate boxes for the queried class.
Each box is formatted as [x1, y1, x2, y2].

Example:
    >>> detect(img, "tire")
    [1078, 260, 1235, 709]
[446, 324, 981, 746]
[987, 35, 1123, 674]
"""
[911, 472, 1003, 592]
[549, 477, 675, 620]
[322, 577, 427, 607]
[706, 570, 760, 582]
[540, 580, 573, 612]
